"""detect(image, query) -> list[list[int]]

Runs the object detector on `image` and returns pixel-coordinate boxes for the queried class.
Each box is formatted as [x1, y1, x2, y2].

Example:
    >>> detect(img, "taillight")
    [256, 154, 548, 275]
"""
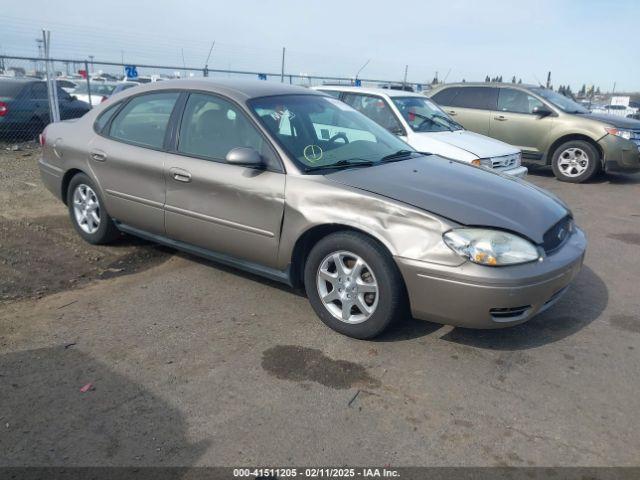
[39, 131, 46, 146]
[0, 101, 7, 117]
[100, 96, 108, 103]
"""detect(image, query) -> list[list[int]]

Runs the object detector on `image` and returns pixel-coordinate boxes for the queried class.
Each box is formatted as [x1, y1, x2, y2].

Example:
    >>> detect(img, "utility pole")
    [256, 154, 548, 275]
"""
[612, 81, 616, 95]
[355, 59, 370, 85]
[88, 55, 94, 73]
[203, 41, 215, 77]
[121, 50, 125, 77]
[42, 30, 60, 123]
[546, 71, 551, 89]
[281, 47, 286, 83]
[35, 38, 44, 73]
[403, 65, 408, 87]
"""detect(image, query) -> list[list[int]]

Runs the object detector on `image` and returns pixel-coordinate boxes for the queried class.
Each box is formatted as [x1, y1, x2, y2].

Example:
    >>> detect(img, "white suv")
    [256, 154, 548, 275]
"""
[315, 86, 527, 177]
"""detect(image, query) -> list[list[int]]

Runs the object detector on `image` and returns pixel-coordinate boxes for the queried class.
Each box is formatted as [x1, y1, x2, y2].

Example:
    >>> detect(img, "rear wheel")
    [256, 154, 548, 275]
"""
[304, 231, 408, 339]
[551, 140, 600, 183]
[66, 173, 120, 244]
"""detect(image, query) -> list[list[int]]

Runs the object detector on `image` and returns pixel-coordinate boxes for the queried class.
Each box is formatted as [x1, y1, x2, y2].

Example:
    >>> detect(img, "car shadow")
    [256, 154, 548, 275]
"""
[526, 165, 640, 185]
[439, 265, 607, 351]
[0, 346, 209, 466]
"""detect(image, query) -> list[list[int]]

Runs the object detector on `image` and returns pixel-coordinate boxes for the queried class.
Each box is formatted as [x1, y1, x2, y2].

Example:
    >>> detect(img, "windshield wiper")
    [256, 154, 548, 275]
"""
[380, 150, 415, 162]
[308, 159, 376, 171]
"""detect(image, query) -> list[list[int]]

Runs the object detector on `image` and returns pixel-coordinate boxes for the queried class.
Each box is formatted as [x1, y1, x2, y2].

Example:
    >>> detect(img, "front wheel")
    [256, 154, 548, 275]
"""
[551, 140, 600, 183]
[304, 231, 408, 339]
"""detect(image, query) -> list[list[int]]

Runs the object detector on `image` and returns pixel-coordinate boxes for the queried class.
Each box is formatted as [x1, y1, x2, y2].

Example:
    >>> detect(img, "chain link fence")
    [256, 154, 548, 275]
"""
[0, 54, 429, 146]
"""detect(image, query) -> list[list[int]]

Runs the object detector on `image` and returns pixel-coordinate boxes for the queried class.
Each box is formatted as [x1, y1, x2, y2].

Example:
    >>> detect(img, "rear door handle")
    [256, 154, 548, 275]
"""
[170, 167, 192, 183]
[494, 115, 507, 121]
[446, 110, 457, 116]
[90, 151, 107, 162]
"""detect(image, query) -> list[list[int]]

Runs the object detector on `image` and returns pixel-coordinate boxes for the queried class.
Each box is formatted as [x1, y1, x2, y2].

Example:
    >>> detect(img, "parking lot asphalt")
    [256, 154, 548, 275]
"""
[1, 147, 639, 467]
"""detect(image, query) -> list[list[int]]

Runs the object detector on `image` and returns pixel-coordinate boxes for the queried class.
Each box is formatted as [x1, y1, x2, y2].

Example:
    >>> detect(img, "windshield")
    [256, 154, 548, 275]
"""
[530, 87, 589, 114]
[391, 96, 463, 132]
[248, 94, 416, 172]
[73, 83, 117, 95]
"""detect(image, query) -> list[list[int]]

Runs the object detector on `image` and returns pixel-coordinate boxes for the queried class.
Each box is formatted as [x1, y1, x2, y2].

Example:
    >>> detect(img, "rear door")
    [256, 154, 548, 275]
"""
[489, 88, 554, 159]
[435, 86, 497, 136]
[90, 91, 180, 234]
[164, 92, 285, 268]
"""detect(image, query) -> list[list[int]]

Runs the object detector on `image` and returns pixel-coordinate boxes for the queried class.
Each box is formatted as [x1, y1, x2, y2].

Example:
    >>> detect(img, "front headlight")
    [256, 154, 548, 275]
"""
[443, 228, 540, 266]
[605, 127, 635, 141]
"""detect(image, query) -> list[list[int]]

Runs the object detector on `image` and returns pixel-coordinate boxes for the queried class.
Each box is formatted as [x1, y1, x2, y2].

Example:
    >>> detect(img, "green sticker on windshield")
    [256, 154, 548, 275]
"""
[303, 144, 323, 163]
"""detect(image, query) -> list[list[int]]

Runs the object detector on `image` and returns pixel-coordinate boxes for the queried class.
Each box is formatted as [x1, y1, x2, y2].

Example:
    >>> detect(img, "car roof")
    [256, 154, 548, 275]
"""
[431, 82, 541, 90]
[117, 78, 323, 101]
[314, 85, 426, 98]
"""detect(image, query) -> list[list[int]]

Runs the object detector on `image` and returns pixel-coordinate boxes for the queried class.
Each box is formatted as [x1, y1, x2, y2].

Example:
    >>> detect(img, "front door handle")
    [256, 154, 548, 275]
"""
[494, 115, 507, 121]
[170, 167, 192, 183]
[447, 110, 457, 116]
[90, 151, 107, 162]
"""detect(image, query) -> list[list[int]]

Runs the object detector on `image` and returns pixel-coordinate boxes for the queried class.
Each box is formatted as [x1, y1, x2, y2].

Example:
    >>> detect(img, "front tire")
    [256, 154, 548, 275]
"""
[66, 173, 120, 244]
[551, 140, 600, 183]
[304, 231, 408, 339]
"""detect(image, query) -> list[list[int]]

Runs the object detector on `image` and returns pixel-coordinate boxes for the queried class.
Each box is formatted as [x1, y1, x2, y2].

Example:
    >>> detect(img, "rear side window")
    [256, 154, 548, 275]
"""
[108, 92, 179, 149]
[94, 103, 121, 133]
[430, 87, 461, 106]
[450, 87, 498, 110]
[30, 83, 48, 100]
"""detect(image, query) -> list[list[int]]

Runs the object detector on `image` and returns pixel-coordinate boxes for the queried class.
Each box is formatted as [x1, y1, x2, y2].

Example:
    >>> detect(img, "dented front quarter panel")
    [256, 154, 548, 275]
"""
[277, 174, 465, 270]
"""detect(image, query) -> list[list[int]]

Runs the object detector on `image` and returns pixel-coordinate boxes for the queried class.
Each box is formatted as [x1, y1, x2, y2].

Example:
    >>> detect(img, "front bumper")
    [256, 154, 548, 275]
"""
[396, 227, 587, 329]
[501, 165, 528, 178]
[599, 134, 640, 173]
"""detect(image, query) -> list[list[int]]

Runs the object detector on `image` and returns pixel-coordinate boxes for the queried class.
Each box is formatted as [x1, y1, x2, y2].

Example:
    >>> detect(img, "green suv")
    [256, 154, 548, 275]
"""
[428, 83, 640, 182]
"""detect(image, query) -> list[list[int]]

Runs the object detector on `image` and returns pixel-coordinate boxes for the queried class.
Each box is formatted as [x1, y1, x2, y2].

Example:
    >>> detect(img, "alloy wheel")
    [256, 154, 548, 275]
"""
[72, 184, 101, 234]
[316, 250, 379, 324]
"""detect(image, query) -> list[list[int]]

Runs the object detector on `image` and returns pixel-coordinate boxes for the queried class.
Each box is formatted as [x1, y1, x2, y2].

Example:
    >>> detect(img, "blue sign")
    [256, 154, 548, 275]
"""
[258, 73, 267, 81]
[125, 65, 138, 79]
[354, 79, 362, 87]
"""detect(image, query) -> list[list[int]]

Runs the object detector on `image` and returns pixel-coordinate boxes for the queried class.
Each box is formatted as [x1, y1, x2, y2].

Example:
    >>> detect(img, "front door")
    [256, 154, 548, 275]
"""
[489, 88, 554, 160]
[164, 92, 285, 268]
[90, 91, 180, 234]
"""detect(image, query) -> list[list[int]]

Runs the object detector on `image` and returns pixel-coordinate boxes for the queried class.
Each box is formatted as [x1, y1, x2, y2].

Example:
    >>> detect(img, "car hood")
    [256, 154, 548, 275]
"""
[324, 155, 569, 244]
[421, 130, 519, 158]
[581, 113, 640, 129]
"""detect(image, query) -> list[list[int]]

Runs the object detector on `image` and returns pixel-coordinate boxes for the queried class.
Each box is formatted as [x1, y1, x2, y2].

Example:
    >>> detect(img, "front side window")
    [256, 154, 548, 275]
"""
[109, 92, 179, 149]
[498, 89, 544, 114]
[249, 94, 414, 172]
[342, 93, 404, 134]
[178, 93, 275, 167]
[391, 96, 463, 132]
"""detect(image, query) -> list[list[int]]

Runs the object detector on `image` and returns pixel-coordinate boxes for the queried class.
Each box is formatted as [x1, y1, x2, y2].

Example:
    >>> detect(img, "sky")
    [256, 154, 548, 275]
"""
[2, 0, 639, 91]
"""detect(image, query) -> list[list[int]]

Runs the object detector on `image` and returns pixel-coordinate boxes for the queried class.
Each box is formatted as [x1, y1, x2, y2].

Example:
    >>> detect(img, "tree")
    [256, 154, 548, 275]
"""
[579, 84, 586, 96]
[462, 78, 466, 83]
[518, 78, 522, 84]
[596, 86, 601, 95]
[511, 76, 516, 83]
[485, 75, 490, 82]
[498, 75, 503, 82]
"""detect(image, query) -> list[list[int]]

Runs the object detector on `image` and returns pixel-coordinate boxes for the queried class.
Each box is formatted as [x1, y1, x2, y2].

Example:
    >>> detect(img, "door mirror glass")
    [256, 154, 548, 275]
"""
[226, 147, 264, 167]
[532, 106, 553, 117]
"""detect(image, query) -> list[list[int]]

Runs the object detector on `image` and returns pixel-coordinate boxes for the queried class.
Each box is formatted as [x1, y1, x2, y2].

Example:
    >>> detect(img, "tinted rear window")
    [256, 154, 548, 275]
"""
[450, 87, 498, 110]
[0, 81, 26, 98]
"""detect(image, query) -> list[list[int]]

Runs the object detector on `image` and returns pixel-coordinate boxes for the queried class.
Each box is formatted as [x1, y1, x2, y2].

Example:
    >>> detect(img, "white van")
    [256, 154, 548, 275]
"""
[314, 86, 527, 177]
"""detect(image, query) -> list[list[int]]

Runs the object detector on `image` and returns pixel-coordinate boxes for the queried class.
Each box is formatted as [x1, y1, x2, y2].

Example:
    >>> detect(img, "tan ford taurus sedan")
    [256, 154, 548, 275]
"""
[38, 80, 586, 339]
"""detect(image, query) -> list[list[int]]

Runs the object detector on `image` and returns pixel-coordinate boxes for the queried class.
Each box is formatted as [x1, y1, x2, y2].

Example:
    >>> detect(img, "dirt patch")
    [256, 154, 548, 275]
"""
[261, 345, 380, 390]
[0, 214, 170, 302]
[608, 232, 640, 246]
[609, 315, 640, 334]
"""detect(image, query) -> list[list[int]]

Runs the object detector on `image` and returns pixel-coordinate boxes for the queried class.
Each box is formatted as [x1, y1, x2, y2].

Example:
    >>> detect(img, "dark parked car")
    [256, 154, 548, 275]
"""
[0, 78, 91, 140]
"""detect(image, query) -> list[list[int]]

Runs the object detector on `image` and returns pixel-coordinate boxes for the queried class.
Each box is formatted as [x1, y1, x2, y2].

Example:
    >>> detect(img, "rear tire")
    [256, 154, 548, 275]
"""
[551, 140, 600, 183]
[304, 231, 408, 339]
[66, 173, 120, 245]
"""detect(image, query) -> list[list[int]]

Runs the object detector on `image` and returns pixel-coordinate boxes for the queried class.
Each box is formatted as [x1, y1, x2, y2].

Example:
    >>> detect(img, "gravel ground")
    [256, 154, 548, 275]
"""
[0, 146, 639, 468]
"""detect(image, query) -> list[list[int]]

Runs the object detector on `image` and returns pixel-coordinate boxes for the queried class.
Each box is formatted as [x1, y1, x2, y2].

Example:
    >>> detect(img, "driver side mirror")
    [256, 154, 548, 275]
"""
[532, 106, 553, 117]
[388, 126, 405, 136]
[226, 147, 264, 167]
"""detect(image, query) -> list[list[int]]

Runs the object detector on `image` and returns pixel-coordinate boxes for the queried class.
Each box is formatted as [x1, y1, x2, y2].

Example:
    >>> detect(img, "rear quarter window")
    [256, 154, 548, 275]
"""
[0, 82, 26, 98]
[94, 103, 122, 133]
[430, 87, 460, 106]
